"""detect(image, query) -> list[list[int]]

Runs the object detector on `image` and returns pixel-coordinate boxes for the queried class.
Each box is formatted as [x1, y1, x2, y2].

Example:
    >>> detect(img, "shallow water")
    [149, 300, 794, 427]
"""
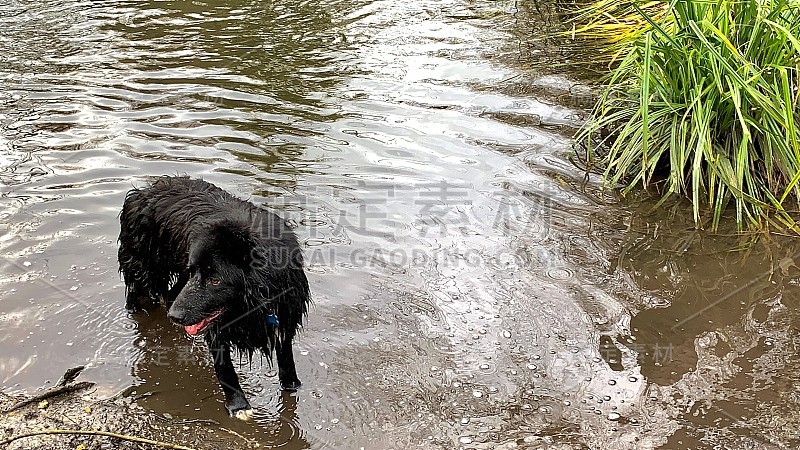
[2, 0, 800, 449]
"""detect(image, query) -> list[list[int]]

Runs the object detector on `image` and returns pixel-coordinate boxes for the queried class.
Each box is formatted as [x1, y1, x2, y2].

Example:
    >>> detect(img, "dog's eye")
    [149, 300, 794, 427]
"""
[207, 278, 221, 286]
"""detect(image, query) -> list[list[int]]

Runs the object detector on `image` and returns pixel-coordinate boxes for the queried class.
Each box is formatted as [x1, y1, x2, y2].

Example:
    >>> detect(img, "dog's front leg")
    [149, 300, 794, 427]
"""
[276, 335, 302, 391]
[206, 338, 252, 420]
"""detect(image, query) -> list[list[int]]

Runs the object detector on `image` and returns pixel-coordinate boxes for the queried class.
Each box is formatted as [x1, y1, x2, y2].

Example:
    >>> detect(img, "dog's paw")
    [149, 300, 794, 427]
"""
[280, 379, 302, 392]
[225, 396, 252, 420]
[231, 407, 254, 421]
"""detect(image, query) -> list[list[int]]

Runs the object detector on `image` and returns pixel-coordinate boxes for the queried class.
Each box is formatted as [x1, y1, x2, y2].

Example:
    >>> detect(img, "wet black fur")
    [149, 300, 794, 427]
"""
[117, 176, 310, 416]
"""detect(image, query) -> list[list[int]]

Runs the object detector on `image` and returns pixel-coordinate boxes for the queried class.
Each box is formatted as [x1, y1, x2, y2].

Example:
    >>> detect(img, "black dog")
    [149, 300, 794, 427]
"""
[117, 176, 310, 419]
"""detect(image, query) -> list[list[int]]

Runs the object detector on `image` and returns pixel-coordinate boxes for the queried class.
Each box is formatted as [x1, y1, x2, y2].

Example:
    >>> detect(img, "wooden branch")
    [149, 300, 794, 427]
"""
[0, 429, 197, 450]
[3, 382, 95, 413]
[56, 366, 85, 387]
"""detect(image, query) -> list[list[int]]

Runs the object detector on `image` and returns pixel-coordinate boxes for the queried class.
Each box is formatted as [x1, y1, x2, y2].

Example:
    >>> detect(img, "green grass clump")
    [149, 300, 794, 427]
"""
[566, 0, 669, 63]
[577, 0, 800, 231]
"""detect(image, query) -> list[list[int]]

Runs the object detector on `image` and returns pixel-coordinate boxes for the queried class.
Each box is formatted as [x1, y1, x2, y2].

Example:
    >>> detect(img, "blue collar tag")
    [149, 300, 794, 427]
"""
[266, 314, 279, 327]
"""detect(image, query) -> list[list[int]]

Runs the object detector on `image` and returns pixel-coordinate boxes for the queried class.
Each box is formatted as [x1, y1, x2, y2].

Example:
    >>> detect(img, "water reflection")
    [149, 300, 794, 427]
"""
[130, 308, 311, 448]
[607, 204, 800, 447]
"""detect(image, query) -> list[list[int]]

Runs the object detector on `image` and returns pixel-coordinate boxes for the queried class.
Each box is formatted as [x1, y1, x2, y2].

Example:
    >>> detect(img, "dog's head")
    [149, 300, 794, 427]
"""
[167, 220, 256, 336]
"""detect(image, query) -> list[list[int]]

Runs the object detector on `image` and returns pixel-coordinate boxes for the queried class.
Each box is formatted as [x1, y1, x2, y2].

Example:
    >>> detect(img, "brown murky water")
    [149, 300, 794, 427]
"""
[2, 0, 800, 449]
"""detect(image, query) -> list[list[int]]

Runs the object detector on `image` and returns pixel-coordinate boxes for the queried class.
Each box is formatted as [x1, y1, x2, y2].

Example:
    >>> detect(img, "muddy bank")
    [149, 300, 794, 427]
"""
[0, 384, 259, 450]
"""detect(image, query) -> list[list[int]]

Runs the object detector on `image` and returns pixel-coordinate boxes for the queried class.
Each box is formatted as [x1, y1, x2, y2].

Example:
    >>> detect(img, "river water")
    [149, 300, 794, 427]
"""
[2, 1, 800, 449]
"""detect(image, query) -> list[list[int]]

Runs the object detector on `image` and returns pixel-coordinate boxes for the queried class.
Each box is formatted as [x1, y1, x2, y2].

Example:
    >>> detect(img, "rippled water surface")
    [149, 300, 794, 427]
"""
[2, 1, 800, 449]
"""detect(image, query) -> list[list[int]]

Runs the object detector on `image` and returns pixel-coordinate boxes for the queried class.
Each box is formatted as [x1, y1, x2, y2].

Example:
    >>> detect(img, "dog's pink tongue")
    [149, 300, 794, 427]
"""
[183, 310, 224, 336]
[185, 323, 203, 335]
[185, 317, 212, 336]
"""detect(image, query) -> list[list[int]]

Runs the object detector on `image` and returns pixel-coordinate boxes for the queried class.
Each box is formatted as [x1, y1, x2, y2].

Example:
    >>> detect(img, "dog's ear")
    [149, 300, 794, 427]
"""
[209, 220, 258, 268]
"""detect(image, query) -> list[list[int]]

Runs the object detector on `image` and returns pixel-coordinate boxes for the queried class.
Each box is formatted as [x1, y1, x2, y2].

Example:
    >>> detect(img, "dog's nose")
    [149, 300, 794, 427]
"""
[167, 305, 187, 325]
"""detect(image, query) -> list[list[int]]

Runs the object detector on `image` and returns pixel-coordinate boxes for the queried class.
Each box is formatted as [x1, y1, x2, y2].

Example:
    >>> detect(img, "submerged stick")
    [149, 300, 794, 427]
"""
[0, 429, 197, 450]
[56, 366, 85, 387]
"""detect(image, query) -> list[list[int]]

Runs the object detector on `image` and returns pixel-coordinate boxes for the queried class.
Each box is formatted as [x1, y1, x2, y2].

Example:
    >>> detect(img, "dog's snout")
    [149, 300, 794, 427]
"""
[167, 305, 187, 325]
